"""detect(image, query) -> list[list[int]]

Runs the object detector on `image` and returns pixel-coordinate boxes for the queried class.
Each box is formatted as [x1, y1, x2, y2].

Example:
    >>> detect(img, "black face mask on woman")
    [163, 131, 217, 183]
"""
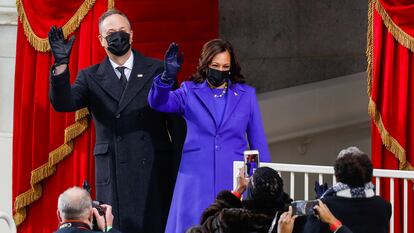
[105, 31, 131, 56]
[207, 67, 231, 87]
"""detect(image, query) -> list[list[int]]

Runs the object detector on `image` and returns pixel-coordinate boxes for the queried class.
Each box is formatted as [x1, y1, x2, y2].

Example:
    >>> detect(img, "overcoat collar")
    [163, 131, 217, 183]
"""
[193, 80, 246, 130]
[93, 50, 154, 113]
[93, 55, 123, 101]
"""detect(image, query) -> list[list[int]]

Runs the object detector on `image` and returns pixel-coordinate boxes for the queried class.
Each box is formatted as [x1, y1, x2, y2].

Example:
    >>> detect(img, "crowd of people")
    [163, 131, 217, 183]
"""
[49, 8, 392, 233]
[54, 146, 391, 233]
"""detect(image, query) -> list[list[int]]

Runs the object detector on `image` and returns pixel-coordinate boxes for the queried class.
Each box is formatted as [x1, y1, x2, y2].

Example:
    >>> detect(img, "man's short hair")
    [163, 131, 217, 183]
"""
[334, 146, 373, 187]
[58, 187, 92, 220]
[98, 9, 131, 34]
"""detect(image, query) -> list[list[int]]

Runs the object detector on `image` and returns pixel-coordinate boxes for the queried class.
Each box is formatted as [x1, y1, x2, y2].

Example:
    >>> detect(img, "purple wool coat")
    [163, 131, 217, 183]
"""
[148, 76, 270, 233]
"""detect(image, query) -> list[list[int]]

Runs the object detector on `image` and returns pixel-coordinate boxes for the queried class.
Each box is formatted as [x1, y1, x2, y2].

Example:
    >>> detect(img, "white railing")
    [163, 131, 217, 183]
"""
[0, 211, 16, 233]
[233, 161, 414, 233]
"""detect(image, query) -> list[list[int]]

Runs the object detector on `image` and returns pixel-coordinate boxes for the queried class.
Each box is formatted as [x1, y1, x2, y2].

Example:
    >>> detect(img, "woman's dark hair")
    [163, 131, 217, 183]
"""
[190, 39, 246, 84]
[334, 147, 373, 187]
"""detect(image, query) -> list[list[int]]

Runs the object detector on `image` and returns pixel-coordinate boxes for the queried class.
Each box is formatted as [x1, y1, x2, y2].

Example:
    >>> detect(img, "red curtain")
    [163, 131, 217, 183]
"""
[368, 0, 414, 232]
[12, 0, 218, 232]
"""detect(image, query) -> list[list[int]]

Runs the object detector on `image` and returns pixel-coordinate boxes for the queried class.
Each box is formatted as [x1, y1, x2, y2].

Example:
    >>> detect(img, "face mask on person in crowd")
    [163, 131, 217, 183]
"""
[105, 31, 131, 56]
[207, 67, 230, 87]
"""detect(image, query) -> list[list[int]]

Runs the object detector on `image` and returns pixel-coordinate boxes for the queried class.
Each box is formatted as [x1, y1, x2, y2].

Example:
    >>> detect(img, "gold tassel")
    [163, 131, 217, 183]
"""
[16, 0, 97, 52]
[375, 0, 414, 53]
[13, 109, 89, 226]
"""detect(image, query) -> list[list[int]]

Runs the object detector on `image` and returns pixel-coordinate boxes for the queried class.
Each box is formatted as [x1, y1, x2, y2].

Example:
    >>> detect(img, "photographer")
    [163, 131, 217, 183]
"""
[55, 187, 121, 233]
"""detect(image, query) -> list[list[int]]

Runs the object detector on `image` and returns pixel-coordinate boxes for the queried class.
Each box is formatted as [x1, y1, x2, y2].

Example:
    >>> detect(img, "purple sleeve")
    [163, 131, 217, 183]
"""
[246, 89, 271, 162]
[148, 74, 186, 115]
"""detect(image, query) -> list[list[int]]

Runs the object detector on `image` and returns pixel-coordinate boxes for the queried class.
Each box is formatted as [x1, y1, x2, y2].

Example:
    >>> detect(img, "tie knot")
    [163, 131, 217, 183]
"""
[116, 66, 126, 74]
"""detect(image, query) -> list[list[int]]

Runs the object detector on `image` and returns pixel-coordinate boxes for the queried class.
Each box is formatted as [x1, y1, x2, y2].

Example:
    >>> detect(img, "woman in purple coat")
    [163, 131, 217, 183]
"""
[148, 39, 270, 233]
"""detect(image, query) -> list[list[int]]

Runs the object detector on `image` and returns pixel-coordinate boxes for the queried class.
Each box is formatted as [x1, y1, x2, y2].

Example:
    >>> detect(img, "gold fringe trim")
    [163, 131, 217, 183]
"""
[368, 99, 414, 172]
[108, 0, 115, 9]
[16, 0, 97, 52]
[375, 0, 414, 53]
[13, 108, 90, 226]
[366, 0, 374, 97]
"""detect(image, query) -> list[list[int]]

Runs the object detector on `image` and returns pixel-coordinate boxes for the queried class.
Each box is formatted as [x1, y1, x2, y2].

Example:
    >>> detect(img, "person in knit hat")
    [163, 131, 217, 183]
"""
[186, 167, 305, 233]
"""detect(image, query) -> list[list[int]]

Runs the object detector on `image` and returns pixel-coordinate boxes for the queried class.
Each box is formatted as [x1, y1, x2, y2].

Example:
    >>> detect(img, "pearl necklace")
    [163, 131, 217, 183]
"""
[213, 83, 228, 98]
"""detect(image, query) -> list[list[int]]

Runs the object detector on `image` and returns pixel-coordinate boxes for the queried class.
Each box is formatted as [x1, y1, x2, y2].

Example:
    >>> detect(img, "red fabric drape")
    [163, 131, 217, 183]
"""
[380, 0, 414, 38]
[369, 0, 414, 232]
[13, 0, 108, 231]
[20, 0, 93, 37]
[12, 0, 218, 232]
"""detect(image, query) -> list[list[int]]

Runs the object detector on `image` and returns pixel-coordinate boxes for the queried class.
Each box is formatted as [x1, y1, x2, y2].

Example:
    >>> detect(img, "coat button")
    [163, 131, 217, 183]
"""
[115, 114, 121, 119]
[215, 145, 220, 151]
[142, 159, 146, 165]
[117, 136, 122, 142]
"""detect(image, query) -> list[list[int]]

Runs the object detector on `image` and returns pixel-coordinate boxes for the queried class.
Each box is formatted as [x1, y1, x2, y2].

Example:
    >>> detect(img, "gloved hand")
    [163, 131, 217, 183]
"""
[160, 42, 183, 84]
[314, 181, 328, 198]
[48, 25, 75, 66]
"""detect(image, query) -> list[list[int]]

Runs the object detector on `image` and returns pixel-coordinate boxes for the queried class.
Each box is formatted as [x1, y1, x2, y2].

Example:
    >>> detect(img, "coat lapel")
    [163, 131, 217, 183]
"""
[219, 83, 245, 128]
[93, 58, 123, 102]
[116, 51, 153, 114]
[194, 81, 219, 128]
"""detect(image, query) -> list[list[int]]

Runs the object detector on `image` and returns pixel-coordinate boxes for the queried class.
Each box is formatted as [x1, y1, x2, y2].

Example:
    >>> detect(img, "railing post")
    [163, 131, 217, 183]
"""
[290, 172, 295, 199]
[304, 173, 309, 200]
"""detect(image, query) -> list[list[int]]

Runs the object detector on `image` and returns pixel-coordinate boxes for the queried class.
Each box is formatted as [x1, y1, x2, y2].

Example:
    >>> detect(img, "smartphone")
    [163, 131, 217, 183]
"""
[291, 200, 319, 216]
[244, 150, 260, 177]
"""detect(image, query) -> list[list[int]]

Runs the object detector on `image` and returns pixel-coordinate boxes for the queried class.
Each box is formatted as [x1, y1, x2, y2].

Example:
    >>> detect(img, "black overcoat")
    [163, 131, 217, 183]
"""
[49, 50, 185, 233]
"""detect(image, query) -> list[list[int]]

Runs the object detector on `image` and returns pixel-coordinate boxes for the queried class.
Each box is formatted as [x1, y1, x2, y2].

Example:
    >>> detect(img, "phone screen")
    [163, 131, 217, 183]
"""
[291, 200, 319, 216]
[244, 150, 260, 177]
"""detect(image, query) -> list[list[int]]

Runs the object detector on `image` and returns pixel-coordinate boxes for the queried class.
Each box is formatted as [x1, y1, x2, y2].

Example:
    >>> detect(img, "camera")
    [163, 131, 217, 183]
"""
[83, 180, 107, 230]
[291, 200, 319, 216]
[92, 200, 106, 216]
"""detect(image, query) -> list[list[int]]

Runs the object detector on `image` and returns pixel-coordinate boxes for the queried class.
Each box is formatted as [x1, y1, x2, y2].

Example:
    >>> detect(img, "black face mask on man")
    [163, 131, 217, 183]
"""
[206, 67, 230, 87]
[105, 31, 131, 56]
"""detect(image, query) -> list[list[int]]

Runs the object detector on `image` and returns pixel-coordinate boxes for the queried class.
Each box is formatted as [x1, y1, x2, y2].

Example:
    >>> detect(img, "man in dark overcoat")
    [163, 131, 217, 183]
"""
[48, 9, 185, 233]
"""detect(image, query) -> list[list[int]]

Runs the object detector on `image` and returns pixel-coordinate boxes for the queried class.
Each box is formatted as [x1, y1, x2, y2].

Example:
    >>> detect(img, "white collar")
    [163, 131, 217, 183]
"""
[109, 52, 134, 70]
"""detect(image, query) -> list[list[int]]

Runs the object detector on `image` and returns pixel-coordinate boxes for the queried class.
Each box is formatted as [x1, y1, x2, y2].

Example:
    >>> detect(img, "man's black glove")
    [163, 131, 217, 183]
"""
[314, 181, 328, 198]
[160, 42, 183, 84]
[48, 25, 75, 66]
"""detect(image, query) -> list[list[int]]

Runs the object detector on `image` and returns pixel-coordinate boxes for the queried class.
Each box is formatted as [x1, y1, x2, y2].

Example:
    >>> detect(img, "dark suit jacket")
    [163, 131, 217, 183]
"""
[50, 50, 185, 233]
[303, 196, 391, 233]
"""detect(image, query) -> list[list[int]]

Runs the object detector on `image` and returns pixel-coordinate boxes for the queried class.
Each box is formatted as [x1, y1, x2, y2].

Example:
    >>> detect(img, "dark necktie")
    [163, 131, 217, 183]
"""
[116, 66, 128, 91]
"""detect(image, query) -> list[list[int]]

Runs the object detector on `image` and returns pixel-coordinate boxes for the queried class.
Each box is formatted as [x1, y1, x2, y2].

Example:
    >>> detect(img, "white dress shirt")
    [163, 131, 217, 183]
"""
[109, 52, 134, 81]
